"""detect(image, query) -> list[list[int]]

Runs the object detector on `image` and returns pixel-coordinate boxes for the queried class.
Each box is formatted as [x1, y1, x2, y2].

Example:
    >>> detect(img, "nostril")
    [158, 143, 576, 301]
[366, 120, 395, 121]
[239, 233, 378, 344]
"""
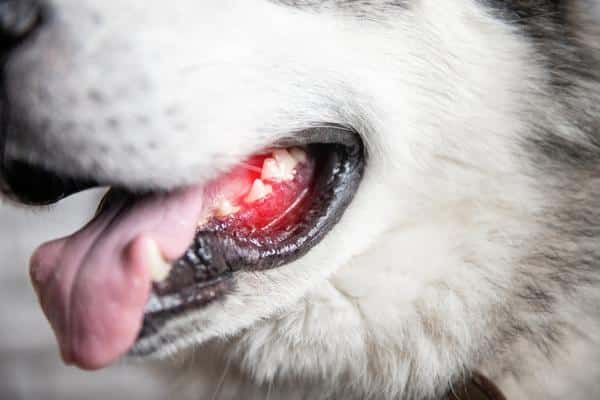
[0, 0, 42, 45]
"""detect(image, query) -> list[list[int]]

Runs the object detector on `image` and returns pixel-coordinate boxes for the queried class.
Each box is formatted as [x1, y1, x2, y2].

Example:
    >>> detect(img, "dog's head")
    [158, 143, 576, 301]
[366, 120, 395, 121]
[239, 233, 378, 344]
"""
[2, 1, 600, 399]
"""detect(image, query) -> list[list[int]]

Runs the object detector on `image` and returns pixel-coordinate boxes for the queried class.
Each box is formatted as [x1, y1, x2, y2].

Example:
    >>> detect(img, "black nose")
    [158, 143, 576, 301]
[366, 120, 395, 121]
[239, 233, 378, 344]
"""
[0, 1, 93, 205]
[0, 1, 77, 205]
[0, 0, 41, 47]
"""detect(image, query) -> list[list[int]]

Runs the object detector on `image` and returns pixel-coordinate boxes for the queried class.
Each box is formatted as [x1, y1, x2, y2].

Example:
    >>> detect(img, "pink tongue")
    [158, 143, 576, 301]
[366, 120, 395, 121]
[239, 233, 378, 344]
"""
[30, 187, 206, 370]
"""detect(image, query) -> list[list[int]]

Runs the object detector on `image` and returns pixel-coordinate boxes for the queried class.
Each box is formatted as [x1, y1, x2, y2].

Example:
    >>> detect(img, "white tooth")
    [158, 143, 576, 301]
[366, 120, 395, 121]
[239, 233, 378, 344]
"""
[215, 199, 240, 218]
[273, 149, 298, 177]
[244, 179, 273, 203]
[261, 158, 284, 181]
[147, 240, 172, 283]
[290, 147, 307, 164]
[261, 149, 300, 183]
[197, 214, 209, 228]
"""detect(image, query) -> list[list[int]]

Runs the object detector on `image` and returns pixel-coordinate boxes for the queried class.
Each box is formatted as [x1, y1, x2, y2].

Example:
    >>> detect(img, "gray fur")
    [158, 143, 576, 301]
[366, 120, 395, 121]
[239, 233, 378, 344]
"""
[484, 0, 600, 392]
[1, 1, 600, 399]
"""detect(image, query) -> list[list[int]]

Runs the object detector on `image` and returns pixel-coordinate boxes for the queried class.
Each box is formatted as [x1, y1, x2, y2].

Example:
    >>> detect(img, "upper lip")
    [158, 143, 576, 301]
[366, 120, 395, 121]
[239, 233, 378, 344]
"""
[0, 126, 362, 205]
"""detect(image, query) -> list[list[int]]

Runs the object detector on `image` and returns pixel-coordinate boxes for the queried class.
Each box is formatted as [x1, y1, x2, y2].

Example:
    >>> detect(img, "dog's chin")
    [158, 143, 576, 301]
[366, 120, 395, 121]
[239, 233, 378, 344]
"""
[13, 126, 365, 368]
[125, 268, 308, 361]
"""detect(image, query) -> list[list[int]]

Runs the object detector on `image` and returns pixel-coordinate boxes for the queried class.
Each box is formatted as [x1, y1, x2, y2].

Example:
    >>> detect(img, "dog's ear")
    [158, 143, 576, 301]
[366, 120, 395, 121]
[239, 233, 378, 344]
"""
[445, 372, 506, 400]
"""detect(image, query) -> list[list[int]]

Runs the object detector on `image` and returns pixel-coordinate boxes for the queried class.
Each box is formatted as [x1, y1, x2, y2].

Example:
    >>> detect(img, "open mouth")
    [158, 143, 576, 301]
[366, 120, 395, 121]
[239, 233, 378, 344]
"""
[16, 127, 365, 368]
[138, 130, 365, 345]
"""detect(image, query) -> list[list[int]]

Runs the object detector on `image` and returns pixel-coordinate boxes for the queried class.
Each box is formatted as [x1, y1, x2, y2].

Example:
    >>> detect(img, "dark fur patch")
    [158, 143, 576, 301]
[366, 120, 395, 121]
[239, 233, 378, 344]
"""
[493, 0, 600, 386]
[271, 0, 408, 18]
[483, 1, 597, 88]
[483, 1, 566, 23]
[274, 0, 408, 8]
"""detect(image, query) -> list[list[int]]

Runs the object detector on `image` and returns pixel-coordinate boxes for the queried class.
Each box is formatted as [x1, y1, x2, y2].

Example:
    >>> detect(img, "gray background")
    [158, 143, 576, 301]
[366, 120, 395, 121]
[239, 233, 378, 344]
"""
[0, 191, 169, 400]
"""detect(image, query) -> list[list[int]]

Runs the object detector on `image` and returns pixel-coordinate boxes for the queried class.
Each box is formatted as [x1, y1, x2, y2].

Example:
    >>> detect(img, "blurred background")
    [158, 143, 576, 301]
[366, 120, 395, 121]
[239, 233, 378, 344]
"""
[0, 190, 170, 400]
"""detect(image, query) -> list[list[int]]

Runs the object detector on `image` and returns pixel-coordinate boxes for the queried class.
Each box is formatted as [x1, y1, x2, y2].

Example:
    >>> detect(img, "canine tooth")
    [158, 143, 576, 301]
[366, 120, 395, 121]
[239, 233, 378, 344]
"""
[244, 179, 272, 203]
[197, 214, 209, 228]
[290, 147, 307, 164]
[215, 199, 240, 218]
[147, 240, 172, 283]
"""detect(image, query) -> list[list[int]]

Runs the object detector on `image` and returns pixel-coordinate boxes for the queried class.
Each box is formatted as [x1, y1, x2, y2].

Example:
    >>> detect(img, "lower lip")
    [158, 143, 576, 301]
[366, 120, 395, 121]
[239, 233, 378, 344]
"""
[138, 273, 233, 340]
[134, 133, 365, 343]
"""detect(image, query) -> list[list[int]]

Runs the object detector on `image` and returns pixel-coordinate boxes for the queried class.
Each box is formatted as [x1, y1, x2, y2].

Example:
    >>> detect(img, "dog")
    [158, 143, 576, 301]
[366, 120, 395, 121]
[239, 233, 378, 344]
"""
[1, 1, 600, 399]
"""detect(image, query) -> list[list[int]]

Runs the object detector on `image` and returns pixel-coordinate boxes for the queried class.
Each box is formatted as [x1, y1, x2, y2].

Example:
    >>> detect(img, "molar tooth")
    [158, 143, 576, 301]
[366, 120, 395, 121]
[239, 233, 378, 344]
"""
[244, 179, 273, 203]
[290, 147, 307, 164]
[147, 239, 172, 283]
[215, 199, 240, 218]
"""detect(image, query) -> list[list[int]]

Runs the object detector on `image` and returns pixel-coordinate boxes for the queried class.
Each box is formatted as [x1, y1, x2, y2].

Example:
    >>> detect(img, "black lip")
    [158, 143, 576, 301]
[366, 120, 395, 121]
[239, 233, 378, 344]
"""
[0, 159, 98, 205]
[1, 113, 365, 352]
[139, 273, 234, 340]
[135, 128, 365, 346]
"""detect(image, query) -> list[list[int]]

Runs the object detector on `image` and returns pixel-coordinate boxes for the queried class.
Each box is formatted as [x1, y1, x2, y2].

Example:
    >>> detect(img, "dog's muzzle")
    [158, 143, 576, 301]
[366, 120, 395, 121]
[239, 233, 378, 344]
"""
[0, 0, 91, 205]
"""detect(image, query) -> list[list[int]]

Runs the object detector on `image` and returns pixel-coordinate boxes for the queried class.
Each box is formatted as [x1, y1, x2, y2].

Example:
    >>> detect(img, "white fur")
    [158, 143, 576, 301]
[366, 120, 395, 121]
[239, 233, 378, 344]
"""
[4, 1, 600, 399]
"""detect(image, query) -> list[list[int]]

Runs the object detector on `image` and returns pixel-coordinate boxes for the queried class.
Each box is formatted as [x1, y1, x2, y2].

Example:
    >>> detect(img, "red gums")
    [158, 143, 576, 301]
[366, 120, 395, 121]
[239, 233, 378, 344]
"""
[203, 149, 315, 233]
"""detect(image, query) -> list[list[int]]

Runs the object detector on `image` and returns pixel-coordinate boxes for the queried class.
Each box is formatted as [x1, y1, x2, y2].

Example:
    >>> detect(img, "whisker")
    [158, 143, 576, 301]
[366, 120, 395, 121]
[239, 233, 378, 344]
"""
[238, 162, 263, 173]
[307, 124, 355, 132]
[210, 355, 233, 400]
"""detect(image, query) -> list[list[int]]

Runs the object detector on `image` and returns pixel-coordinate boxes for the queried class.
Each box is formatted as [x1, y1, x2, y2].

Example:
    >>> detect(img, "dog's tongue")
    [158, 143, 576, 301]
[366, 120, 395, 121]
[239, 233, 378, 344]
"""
[29, 149, 312, 370]
[30, 187, 206, 370]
